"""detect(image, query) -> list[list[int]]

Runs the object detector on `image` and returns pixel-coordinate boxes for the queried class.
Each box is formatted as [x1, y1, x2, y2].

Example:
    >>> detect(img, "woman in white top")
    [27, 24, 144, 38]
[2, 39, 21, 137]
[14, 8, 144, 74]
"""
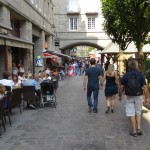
[12, 63, 18, 75]
[43, 73, 51, 81]
[19, 64, 25, 74]
[12, 75, 21, 89]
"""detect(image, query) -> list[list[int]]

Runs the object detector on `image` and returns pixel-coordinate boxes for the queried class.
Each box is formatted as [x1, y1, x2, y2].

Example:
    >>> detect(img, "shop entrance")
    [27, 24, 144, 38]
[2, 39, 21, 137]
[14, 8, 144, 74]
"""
[11, 47, 24, 67]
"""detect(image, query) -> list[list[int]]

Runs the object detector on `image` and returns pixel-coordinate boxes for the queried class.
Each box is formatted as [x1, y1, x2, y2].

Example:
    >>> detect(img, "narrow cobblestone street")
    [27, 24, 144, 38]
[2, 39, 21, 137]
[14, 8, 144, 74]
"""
[0, 76, 150, 150]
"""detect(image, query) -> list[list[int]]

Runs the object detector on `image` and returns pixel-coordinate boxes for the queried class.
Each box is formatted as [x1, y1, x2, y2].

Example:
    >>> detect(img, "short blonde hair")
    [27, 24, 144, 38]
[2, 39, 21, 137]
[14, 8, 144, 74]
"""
[27, 73, 33, 82]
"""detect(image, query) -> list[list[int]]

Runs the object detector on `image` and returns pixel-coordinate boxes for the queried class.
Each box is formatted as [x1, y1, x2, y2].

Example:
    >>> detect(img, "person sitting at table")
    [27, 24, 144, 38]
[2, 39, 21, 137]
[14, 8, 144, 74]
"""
[39, 71, 46, 80]
[45, 67, 51, 76]
[0, 72, 13, 90]
[18, 72, 26, 84]
[12, 75, 21, 89]
[34, 74, 43, 89]
[0, 83, 8, 109]
[0, 83, 5, 98]
[23, 73, 38, 109]
[52, 69, 59, 77]
[43, 73, 51, 81]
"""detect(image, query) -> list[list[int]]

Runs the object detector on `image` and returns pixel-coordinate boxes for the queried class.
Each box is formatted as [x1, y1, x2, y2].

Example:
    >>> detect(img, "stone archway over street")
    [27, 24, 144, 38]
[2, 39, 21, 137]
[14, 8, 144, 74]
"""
[60, 41, 104, 51]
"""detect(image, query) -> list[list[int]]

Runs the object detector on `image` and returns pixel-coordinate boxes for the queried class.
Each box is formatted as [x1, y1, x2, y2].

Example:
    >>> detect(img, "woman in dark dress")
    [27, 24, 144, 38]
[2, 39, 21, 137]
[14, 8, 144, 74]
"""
[101, 64, 119, 113]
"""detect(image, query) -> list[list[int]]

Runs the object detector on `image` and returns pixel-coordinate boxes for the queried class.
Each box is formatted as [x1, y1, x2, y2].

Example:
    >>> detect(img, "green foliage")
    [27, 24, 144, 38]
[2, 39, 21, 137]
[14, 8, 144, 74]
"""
[101, 0, 150, 52]
[88, 47, 95, 52]
[145, 59, 150, 83]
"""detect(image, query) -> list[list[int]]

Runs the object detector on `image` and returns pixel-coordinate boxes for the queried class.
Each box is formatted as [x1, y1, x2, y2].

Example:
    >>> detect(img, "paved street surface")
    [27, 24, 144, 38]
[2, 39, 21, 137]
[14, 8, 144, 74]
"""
[0, 76, 150, 150]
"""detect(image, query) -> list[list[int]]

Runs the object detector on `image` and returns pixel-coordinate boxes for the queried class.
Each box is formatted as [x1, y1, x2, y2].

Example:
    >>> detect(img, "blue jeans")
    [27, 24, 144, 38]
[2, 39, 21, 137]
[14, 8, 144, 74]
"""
[87, 88, 99, 112]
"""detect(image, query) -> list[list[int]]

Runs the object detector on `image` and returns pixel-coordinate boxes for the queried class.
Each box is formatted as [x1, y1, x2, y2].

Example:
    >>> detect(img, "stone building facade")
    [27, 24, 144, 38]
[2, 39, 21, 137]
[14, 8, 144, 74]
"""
[0, 0, 55, 77]
[54, 0, 110, 52]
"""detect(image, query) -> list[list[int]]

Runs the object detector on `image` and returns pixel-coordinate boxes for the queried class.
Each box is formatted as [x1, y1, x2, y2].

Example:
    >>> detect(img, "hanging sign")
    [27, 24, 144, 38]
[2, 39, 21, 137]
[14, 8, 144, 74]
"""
[35, 56, 43, 67]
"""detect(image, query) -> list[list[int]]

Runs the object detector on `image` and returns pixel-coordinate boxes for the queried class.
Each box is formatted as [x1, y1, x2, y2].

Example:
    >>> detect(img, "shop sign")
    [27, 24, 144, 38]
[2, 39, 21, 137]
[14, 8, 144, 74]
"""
[55, 41, 59, 46]
[35, 56, 43, 67]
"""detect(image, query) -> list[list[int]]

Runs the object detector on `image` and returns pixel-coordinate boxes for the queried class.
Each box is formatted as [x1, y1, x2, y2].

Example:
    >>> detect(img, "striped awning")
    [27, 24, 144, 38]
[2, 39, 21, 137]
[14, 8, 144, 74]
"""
[43, 52, 57, 58]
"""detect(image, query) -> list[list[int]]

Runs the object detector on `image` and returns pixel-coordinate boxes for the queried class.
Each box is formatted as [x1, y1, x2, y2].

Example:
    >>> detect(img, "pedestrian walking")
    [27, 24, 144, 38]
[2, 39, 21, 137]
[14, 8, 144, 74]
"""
[119, 60, 149, 137]
[101, 64, 119, 114]
[78, 61, 82, 75]
[84, 61, 89, 73]
[75, 62, 79, 76]
[83, 58, 103, 113]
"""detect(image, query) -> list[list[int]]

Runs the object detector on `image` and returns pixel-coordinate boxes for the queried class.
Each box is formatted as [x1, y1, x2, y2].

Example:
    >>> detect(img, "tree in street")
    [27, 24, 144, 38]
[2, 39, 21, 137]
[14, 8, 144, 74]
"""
[101, 0, 150, 67]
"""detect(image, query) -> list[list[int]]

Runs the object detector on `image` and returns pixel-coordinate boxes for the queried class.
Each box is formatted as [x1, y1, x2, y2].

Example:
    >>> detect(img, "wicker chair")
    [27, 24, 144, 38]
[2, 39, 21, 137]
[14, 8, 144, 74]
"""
[11, 88, 23, 113]
[5, 86, 11, 92]
[23, 86, 39, 109]
[3, 93, 12, 126]
[0, 97, 6, 137]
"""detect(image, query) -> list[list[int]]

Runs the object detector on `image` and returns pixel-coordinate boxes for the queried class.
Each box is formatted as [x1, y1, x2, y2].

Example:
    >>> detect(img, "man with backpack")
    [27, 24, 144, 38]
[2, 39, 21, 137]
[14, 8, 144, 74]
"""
[119, 60, 149, 137]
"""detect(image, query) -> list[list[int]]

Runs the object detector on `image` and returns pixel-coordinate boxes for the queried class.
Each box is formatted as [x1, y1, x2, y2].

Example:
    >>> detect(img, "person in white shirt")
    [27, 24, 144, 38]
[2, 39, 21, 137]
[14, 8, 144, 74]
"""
[0, 72, 13, 90]
[18, 72, 26, 84]
[45, 67, 51, 75]
[19, 64, 25, 74]
[12, 75, 21, 89]
[43, 73, 51, 81]
[12, 63, 18, 75]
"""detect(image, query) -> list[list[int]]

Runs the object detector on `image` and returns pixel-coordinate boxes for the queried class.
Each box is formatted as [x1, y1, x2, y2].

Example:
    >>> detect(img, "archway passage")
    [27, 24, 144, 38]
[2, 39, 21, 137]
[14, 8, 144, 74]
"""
[60, 42, 104, 51]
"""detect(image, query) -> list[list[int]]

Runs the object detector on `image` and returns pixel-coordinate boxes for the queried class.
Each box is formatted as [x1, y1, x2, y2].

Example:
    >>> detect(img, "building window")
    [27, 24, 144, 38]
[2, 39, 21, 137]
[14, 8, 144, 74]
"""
[11, 19, 20, 38]
[69, 18, 78, 31]
[88, 18, 95, 30]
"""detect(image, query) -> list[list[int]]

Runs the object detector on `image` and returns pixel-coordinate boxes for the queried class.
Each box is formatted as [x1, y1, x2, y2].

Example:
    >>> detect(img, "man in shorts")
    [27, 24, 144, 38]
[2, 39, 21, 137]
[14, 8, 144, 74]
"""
[119, 60, 149, 137]
[83, 58, 103, 113]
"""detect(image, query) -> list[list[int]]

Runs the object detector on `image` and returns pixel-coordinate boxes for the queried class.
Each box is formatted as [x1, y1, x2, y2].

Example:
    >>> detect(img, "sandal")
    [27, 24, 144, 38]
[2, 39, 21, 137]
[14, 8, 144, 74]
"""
[111, 109, 114, 113]
[105, 107, 110, 114]
[129, 131, 137, 137]
[137, 129, 143, 136]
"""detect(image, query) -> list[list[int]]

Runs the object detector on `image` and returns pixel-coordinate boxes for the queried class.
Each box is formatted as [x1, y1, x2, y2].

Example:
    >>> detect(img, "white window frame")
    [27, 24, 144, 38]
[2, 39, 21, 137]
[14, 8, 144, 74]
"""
[69, 17, 78, 31]
[87, 17, 96, 30]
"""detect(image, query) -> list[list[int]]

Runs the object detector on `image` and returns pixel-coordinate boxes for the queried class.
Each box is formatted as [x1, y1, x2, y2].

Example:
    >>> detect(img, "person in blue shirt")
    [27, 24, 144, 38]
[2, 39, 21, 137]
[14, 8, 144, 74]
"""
[23, 73, 38, 91]
[119, 60, 149, 137]
[83, 58, 103, 113]
[23, 73, 38, 109]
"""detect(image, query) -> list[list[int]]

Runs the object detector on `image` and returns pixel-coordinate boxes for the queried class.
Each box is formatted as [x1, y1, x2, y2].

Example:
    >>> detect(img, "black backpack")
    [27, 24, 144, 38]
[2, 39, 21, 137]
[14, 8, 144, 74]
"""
[125, 72, 143, 96]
